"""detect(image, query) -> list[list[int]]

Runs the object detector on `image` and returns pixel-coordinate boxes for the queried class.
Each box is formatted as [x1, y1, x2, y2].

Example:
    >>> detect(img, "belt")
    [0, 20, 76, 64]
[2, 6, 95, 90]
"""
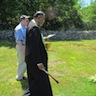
[22, 44, 25, 46]
[16, 43, 25, 46]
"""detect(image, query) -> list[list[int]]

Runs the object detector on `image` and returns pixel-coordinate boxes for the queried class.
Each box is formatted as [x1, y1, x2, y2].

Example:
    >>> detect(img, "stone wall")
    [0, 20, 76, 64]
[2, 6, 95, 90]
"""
[0, 30, 96, 41]
[42, 30, 96, 40]
[0, 30, 14, 41]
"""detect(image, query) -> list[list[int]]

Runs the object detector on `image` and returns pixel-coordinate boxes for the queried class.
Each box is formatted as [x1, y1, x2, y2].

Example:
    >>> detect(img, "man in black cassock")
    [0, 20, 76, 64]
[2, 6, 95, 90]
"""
[22, 11, 53, 96]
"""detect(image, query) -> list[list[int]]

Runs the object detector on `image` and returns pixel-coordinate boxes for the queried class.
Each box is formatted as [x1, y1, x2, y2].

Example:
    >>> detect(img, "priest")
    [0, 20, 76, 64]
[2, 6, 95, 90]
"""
[22, 11, 53, 96]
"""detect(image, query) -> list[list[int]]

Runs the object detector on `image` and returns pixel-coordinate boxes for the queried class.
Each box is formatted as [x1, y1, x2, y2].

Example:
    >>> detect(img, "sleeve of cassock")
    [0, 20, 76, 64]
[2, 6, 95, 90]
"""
[28, 27, 43, 65]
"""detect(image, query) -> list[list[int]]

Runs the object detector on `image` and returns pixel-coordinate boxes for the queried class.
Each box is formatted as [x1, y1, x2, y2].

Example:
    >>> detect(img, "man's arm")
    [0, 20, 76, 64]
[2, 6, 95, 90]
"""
[15, 28, 25, 55]
[29, 27, 45, 70]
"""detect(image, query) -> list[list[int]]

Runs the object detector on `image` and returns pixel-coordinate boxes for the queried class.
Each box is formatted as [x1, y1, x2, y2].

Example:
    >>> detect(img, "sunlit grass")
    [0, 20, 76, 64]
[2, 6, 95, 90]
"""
[0, 40, 96, 96]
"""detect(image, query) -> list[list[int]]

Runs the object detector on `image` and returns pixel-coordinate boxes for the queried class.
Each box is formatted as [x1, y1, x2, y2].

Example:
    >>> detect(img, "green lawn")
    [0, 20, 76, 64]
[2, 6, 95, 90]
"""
[0, 40, 96, 96]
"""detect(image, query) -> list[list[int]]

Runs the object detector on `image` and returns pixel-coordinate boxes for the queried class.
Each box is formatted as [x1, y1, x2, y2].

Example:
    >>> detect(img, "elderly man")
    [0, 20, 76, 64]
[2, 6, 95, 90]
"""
[14, 15, 30, 81]
[22, 11, 53, 96]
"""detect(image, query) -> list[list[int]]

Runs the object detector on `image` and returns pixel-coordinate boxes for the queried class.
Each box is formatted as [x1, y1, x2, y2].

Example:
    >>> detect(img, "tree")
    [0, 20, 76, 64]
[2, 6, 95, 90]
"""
[79, 0, 96, 30]
[0, 0, 84, 30]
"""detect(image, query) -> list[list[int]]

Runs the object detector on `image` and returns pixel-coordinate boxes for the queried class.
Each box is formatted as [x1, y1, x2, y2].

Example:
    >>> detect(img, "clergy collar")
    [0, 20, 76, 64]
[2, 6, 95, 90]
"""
[31, 19, 40, 28]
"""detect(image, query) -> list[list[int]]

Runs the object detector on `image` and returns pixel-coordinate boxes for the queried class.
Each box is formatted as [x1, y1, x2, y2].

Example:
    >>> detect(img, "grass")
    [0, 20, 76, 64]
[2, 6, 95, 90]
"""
[0, 40, 96, 96]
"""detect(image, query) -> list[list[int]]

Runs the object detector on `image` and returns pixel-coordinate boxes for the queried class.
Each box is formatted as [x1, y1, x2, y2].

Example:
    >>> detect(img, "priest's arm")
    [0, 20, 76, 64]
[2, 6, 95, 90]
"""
[28, 27, 45, 70]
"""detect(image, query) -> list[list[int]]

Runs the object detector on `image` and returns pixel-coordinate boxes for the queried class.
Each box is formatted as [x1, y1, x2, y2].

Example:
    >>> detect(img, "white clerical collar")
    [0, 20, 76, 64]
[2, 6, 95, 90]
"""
[31, 19, 38, 27]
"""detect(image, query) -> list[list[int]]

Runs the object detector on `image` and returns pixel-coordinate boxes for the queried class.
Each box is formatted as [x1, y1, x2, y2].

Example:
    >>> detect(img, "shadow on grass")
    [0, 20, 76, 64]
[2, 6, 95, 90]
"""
[20, 80, 29, 91]
[0, 40, 15, 48]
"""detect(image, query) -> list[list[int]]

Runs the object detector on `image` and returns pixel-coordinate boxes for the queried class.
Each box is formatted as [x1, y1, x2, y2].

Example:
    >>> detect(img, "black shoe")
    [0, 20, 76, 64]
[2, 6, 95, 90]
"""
[16, 76, 27, 81]
[22, 88, 31, 96]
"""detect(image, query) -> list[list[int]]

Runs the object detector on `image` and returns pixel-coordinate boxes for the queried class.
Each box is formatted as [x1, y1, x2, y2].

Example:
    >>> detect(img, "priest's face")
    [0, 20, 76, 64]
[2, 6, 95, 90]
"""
[38, 15, 45, 27]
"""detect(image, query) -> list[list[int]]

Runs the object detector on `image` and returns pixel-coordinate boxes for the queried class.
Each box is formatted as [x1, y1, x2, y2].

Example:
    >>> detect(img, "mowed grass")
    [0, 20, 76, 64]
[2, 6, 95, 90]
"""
[0, 40, 96, 96]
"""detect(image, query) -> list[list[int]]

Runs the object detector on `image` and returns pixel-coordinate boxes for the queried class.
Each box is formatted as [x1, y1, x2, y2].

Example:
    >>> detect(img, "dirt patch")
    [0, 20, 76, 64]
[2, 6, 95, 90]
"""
[71, 43, 85, 47]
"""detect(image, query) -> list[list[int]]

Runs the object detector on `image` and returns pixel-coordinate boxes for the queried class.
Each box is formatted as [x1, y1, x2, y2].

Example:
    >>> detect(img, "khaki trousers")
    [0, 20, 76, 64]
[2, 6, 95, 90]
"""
[16, 45, 26, 79]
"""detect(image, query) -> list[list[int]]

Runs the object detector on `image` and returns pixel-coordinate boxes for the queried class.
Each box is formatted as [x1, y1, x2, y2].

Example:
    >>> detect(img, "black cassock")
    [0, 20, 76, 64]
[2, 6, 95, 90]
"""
[23, 22, 53, 96]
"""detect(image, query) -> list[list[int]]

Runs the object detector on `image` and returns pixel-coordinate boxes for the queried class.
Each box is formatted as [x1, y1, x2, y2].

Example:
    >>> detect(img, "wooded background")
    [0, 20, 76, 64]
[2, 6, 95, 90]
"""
[0, 0, 96, 30]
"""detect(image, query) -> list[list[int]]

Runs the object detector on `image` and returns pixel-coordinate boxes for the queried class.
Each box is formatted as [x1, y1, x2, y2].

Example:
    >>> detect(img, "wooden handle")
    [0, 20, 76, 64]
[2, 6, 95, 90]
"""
[48, 73, 59, 84]
[42, 69, 59, 84]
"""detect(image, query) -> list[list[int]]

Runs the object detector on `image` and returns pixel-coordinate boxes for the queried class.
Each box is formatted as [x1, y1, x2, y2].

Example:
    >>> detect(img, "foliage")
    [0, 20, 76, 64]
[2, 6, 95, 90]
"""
[78, 0, 96, 30]
[0, 0, 84, 30]
[0, 0, 96, 30]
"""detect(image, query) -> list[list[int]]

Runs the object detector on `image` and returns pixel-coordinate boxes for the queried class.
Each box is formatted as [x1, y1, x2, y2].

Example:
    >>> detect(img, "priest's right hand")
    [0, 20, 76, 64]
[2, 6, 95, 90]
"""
[37, 63, 45, 70]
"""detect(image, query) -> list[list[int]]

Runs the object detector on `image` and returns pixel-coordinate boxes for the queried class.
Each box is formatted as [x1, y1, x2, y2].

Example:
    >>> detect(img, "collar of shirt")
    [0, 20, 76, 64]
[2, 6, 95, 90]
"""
[20, 22, 26, 29]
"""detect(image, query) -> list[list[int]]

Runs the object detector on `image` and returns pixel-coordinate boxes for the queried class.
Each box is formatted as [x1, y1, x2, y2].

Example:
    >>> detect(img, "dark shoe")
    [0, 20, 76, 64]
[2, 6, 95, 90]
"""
[22, 88, 31, 96]
[16, 76, 27, 81]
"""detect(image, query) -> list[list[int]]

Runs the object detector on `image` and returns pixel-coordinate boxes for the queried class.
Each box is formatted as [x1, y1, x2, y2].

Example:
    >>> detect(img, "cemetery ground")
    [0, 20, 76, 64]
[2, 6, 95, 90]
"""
[0, 40, 96, 96]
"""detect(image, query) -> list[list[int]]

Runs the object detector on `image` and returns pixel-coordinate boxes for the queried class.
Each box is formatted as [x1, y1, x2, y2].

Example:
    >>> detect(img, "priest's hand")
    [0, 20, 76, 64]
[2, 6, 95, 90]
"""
[37, 63, 45, 70]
